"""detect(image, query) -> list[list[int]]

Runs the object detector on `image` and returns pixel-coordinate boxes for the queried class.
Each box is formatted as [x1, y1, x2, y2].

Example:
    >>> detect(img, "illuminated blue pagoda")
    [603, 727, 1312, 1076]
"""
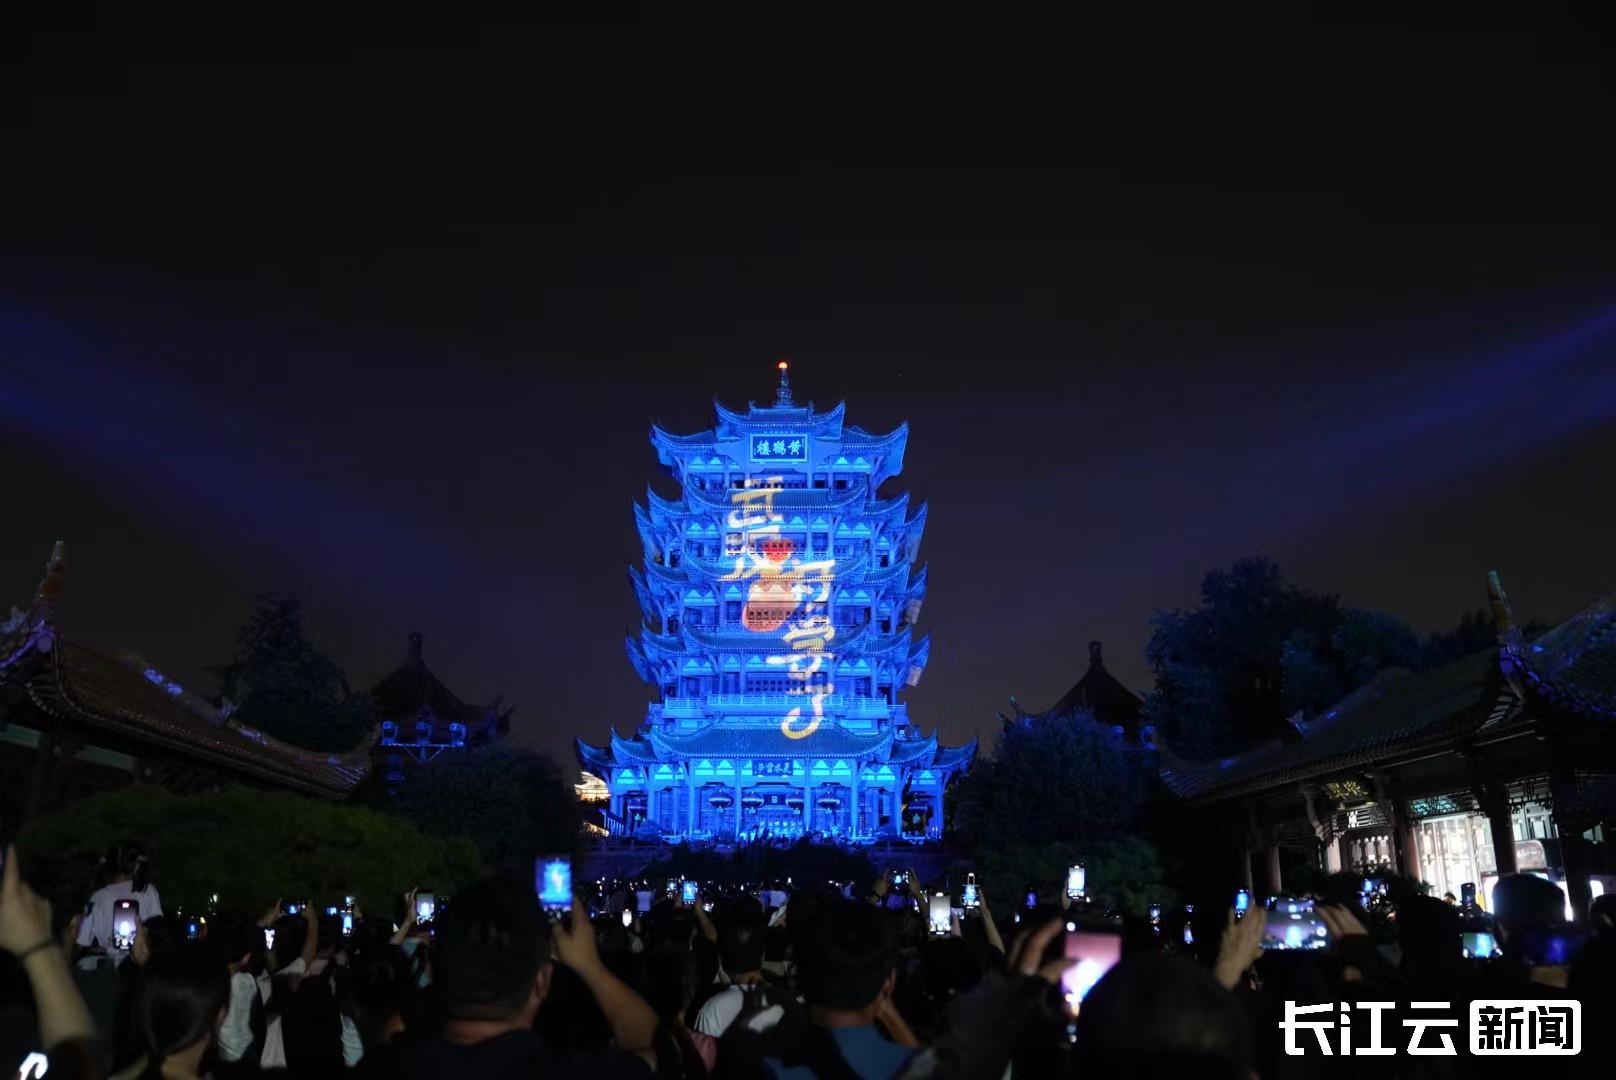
[578, 363, 975, 843]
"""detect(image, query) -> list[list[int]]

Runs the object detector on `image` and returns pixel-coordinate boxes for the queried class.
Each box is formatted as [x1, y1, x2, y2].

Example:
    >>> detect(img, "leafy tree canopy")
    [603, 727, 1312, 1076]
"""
[387, 744, 581, 875]
[972, 836, 1172, 916]
[18, 785, 480, 918]
[215, 594, 373, 753]
[1143, 557, 1523, 759]
[956, 708, 1149, 852]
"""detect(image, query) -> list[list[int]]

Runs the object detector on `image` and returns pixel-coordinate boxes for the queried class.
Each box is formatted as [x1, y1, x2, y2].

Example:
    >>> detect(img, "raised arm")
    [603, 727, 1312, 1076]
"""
[553, 899, 659, 1055]
[976, 887, 1005, 956]
[389, 889, 418, 947]
[299, 904, 320, 971]
[691, 892, 719, 944]
[1, 846, 96, 1055]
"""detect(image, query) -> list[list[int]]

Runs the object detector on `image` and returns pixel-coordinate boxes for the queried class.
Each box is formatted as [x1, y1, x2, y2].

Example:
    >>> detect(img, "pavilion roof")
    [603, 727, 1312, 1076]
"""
[367, 632, 509, 737]
[1013, 642, 1144, 735]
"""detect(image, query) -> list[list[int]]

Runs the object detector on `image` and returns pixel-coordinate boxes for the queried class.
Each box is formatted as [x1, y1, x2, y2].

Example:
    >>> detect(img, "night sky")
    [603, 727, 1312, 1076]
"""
[3, 10, 1614, 764]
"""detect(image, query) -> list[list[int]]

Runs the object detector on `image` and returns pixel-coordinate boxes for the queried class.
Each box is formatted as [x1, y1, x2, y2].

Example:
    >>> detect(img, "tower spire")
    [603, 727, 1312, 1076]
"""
[774, 359, 793, 406]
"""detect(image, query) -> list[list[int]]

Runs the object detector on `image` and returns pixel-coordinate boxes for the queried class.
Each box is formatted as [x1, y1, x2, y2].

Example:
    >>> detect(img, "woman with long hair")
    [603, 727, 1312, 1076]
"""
[77, 845, 163, 963]
[112, 941, 228, 1079]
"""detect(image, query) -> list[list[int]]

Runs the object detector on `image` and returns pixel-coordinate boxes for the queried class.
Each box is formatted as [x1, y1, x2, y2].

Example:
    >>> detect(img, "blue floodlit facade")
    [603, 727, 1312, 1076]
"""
[578, 365, 975, 844]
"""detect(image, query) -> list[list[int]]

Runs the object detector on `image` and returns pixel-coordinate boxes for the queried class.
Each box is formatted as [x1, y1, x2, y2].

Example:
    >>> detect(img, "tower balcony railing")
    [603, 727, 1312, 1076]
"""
[653, 694, 898, 718]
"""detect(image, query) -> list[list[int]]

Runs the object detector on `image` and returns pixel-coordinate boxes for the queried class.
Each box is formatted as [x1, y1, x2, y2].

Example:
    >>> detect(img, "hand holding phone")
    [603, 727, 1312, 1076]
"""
[414, 892, 436, 924]
[1061, 928, 1122, 1014]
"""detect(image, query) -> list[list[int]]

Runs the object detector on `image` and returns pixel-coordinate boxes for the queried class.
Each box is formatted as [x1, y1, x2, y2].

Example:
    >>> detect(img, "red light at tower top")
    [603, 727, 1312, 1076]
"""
[775, 359, 793, 406]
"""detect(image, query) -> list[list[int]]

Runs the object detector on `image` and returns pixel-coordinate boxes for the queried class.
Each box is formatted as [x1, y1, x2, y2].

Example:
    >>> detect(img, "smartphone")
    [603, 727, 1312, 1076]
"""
[891, 871, 906, 887]
[1460, 882, 1477, 907]
[185, 916, 202, 941]
[112, 899, 139, 951]
[1262, 898, 1329, 950]
[1066, 863, 1086, 900]
[1024, 889, 1037, 909]
[415, 892, 436, 924]
[621, 908, 633, 928]
[1061, 928, 1123, 1014]
[1234, 889, 1250, 918]
[927, 893, 950, 935]
[635, 888, 652, 913]
[537, 856, 573, 913]
[263, 927, 276, 951]
[1460, 931, 1497, 959]
[665, 878, 679, 897]
[324, 905, 339, 917]
[962, 879, 979, 909]
[681, 880, 698, 905]
[344, 895, 355, 907]
[1182, 922, 1194, 945]
[703, 901, 714, 912]
[341, 911, 354, 937]
[1147, 903, 1163, 925]
[286, 901, 307, 916]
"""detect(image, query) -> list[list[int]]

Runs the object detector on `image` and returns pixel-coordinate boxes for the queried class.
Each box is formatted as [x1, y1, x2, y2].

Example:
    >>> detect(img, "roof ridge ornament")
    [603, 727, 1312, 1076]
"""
[32, 541, 68, 624]
[775, 360, 793, 407]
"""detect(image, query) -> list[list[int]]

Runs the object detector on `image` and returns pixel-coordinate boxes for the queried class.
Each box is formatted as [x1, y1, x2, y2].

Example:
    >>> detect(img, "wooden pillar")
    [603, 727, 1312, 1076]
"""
[734, 779, 743, 838]
[1549, 748, 1592, 921]
[1264, 829, 1284, 896]
[1475, 779, 1518, 877]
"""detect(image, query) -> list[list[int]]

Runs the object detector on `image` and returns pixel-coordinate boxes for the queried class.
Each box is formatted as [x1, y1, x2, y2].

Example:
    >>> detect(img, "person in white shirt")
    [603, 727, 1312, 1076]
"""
[76, 847, 161, 963]
[694, 921, 786, 1038]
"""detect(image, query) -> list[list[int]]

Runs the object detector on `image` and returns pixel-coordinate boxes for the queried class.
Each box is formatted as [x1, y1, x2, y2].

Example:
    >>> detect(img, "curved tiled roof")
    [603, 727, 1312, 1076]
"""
[885, 732, 939, 765]
[931, 738, 979, 772]
[27, 639, 370, 798]
[1499, 587, 1616, 719]
[711, 399, 849, 435]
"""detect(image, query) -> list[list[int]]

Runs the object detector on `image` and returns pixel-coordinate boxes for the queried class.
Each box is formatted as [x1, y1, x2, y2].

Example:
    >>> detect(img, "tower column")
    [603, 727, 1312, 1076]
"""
[687, 768, 697, 838]
[800, 763, 810, 835]
[850, 766, 860, 838]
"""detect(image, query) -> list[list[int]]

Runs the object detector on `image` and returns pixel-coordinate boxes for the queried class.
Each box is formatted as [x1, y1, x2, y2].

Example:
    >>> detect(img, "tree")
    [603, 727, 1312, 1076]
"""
[957, 709, 1148, 851]
[388, 744, 581, 874]
[1280, 607, 1424, 720]
[1144, 558, 1343, 757]
[17, 785, 480, 917]
[215, 594, 373, 753]
[972, 835, 1172, 916]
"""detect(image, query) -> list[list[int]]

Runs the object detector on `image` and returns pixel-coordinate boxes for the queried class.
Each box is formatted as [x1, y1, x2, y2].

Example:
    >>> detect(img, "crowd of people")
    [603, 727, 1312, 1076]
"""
[4, 842, 1615, 1079]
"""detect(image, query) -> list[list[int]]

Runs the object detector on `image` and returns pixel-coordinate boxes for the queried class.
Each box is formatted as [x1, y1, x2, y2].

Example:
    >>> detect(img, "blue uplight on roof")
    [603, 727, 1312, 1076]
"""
[143, 668, 164, 685]
[1531, 644, 1544, 653]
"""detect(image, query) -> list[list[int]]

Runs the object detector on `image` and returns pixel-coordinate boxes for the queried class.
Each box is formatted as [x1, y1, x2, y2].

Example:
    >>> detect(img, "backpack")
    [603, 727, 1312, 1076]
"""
[713, 984, 810, 1080]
